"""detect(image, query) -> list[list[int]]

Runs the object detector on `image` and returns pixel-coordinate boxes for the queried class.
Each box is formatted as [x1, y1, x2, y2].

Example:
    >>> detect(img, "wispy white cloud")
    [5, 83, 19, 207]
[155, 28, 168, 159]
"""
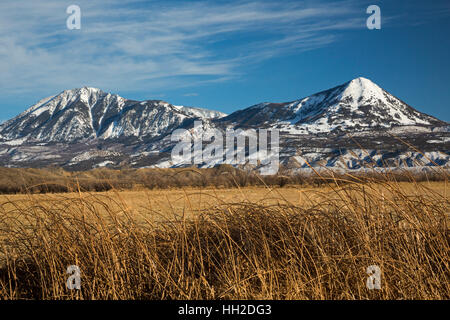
[0, 0, 367, 96]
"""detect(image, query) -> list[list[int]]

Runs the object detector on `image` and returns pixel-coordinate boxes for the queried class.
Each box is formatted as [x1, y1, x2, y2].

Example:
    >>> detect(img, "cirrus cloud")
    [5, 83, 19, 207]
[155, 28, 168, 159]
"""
[0, 0, 368, 97]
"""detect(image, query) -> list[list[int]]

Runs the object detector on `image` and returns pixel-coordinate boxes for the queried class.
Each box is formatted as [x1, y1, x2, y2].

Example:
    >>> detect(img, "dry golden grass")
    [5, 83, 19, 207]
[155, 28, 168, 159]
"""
[0, 181, 446, 218]
[0, 176, 448, 299]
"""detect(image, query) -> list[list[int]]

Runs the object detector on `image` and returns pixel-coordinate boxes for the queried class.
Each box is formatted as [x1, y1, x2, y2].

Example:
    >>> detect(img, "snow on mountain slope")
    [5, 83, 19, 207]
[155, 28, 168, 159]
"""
[173, 105, 226, 119]
[0, 87, 226, 143]
[0, 87, 127, 142]
[0, 78, 448, 171]
[221, 77, 443, 133]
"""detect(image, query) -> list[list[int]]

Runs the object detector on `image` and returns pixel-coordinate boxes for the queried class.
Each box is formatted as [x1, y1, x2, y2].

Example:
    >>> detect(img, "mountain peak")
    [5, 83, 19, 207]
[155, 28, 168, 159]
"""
[62, 86, 107, 97]
[0, 86, 228, 143]
[340, 77, 384, 104]
[221, 77, 443, 131]
[349, 76, 374, 84]
[345, 76, 380, 90]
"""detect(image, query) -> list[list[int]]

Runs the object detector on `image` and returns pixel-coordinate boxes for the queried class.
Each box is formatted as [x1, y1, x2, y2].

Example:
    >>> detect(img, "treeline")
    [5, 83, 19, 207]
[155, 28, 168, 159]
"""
[0, 165, 447, 194]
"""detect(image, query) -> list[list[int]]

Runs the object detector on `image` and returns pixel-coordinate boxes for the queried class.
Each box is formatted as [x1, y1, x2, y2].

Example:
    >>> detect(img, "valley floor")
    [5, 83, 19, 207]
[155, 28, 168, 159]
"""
[0, 182, 448, 218]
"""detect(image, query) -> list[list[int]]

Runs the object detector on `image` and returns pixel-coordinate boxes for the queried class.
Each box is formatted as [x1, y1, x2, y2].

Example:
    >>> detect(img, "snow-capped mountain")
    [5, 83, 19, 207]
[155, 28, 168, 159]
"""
[0, 87, 226, 143]
[221, 77, 444, 133]
[0, 78, 448, 171]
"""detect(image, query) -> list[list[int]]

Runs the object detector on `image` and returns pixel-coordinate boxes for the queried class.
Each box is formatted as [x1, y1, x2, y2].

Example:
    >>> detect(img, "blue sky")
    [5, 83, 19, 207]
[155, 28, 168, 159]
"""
[0, 0, 449, 122]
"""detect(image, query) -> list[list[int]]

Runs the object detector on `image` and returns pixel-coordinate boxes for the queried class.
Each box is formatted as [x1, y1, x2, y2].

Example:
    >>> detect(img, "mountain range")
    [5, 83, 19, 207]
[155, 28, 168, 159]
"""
[0, 77, 448, 171]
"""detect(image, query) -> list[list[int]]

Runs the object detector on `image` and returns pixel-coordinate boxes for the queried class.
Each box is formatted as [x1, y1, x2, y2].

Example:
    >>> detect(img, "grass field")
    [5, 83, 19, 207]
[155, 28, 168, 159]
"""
[0, 181, 447, 218]
[0, 176, 448, 300]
